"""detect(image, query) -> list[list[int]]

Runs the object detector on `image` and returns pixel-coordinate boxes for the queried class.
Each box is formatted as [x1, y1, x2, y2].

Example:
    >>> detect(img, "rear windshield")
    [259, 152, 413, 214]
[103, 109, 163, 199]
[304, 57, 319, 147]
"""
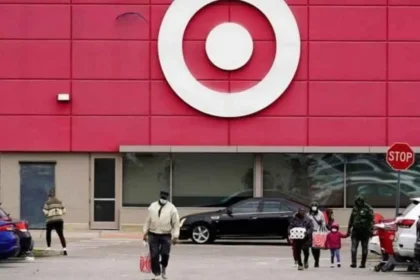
[401, 200, 419, 217]
[0, 207, 8, 218]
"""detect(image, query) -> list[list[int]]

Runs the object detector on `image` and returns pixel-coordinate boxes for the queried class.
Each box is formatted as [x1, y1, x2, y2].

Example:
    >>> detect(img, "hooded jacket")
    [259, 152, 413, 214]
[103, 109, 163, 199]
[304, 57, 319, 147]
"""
[288, 213, 314, 248]
[348, 196, 374, 238]
[326, 223, 346, 249]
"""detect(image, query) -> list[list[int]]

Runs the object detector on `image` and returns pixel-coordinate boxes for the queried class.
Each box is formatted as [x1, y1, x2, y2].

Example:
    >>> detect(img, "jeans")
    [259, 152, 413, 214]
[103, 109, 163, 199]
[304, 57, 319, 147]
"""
[46, 220, 66, 248]
[148, 233, 172, 276]
[330, 249, 341, 263]
[351, 235, 369, 265]
[294, 240, 309, 266]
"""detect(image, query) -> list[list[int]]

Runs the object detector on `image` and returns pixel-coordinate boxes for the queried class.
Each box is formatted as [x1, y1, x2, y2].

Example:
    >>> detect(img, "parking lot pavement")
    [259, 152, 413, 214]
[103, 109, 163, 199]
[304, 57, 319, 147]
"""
[0, 240, 418, 280]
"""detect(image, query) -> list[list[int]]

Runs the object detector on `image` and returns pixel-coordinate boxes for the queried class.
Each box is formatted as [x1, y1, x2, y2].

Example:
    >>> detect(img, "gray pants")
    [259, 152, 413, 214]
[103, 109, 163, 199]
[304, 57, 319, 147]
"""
[148, 233, 172, 275]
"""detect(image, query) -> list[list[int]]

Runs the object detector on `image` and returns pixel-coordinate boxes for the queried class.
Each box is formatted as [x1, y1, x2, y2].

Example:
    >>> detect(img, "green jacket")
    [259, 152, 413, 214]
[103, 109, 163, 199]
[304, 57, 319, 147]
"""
[43, 197, 66, 224]
[348, 202, 374, 238]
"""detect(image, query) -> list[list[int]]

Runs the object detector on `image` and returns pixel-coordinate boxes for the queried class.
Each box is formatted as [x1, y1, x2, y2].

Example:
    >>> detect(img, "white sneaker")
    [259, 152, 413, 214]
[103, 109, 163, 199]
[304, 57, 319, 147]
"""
[151, 274, 161, 280]
[330, 264, 335, 268]
[293, 261, 298, 267]
[45, 247, 51, 251]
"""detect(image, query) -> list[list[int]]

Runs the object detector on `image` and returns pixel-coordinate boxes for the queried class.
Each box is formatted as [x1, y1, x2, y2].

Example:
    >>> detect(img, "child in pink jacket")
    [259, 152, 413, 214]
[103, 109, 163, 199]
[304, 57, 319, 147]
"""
[325, 223, 348, 267]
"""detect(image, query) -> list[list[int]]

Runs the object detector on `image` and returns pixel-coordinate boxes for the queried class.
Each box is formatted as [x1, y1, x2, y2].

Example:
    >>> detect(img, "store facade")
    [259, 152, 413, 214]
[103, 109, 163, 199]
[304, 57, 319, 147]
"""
[0, 0, 420, 229]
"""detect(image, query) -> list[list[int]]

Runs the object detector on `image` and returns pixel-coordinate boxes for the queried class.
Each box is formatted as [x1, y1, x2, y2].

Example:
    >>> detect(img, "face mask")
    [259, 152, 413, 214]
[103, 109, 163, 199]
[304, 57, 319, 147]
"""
[332, 228, 337, 232]
[311, 206, 317, 211]
[159, 198, 167, 205]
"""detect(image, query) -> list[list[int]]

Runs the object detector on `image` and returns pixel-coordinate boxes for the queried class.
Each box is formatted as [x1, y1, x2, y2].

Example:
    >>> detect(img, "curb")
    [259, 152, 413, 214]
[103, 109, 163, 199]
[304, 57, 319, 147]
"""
[32, 249, 62, 258]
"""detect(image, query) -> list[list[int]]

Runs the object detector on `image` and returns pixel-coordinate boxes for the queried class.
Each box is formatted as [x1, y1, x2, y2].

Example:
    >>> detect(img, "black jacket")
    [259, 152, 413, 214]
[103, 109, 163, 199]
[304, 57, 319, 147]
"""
[288, 214, 314, 248]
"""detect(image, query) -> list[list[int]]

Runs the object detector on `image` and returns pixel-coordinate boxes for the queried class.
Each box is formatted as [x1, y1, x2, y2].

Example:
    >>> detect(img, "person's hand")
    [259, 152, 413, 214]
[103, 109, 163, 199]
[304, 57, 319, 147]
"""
[143, 234, 148, 243]
[172, 237, 178, 245]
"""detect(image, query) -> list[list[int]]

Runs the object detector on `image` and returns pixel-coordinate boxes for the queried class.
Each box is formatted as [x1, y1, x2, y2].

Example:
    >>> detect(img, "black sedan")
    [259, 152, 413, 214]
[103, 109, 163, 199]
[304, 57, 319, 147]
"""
[0, 204, 33, 257]
[179, 197, 308, 244]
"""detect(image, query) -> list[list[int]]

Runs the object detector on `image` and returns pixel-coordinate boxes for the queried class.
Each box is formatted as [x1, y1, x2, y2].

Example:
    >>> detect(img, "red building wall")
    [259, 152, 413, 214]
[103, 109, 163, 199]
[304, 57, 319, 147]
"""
[0, 0, 419, 152]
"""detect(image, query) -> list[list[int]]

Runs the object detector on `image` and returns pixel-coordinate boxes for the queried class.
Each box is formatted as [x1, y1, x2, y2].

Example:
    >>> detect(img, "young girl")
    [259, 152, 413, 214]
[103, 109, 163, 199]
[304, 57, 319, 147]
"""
[325, 223, 347, 267]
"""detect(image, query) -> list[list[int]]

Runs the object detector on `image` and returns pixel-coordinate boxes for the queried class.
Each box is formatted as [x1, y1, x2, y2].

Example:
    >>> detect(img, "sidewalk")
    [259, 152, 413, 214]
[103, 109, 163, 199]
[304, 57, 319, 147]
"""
[30, 229, 144, 240]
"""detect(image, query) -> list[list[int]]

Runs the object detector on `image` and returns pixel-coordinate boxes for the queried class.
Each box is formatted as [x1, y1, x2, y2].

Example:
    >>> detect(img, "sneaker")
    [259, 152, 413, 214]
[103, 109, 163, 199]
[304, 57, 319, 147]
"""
[350, 264, 357, 268]
[298, 265, 304, 271]
[162, 267, 167, 279]
[330, 264, 335, 268]
[315, 262, 319, 268]
[304, 262, 309, 269]
[63, 250, 68, 256]
[337, 263, 341, 268]
[294, 261, 298, 267]
[359, 264, 366, 268]
[45, 247, 51, 251]
[151, 275, 161, 280]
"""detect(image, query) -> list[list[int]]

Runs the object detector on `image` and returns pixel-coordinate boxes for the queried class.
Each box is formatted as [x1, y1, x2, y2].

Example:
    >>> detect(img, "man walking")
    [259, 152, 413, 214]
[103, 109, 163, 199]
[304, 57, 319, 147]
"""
[347, 195, 374, 268]
[43, 189, 67, 255]
[143, 191, 180, 280]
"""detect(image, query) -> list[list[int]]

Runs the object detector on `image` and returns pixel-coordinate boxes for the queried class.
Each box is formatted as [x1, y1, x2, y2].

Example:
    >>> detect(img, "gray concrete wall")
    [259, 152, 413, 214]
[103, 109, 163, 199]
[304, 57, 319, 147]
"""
[0, 153, 90, 229]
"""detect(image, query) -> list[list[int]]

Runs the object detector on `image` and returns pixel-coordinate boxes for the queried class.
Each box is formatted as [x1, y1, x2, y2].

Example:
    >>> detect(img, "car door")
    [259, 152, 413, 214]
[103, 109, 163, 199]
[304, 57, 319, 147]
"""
[257, 200, 293, 237]
[216, 199, 262, 237]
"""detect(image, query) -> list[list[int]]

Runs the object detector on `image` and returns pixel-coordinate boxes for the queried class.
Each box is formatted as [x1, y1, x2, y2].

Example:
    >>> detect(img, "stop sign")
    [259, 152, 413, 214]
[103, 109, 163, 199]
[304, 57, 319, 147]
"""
[386, 142, 415, 171]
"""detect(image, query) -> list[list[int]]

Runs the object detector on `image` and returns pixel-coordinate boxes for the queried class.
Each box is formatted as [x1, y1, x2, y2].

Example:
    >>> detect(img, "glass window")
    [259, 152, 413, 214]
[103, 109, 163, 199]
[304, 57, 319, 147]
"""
[231, 200, 260, 214]
[262, 200, 290, 213]
[262, 154, 345, 207]
[345, 154, 420, 208]
[172, 153, 254, 207]
[122, 153, 170, 207]
[94, 158, 115, 199]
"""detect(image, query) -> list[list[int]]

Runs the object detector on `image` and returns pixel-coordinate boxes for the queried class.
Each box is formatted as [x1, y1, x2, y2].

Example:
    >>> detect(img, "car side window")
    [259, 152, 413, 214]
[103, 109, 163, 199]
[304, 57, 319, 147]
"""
[262, 201, 289, 213]
[231, 201, 260, 214]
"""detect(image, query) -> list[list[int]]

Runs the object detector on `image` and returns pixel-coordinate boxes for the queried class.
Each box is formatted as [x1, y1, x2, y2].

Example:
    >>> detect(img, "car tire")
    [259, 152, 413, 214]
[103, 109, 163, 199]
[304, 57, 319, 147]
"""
[191, 223, 214, 244]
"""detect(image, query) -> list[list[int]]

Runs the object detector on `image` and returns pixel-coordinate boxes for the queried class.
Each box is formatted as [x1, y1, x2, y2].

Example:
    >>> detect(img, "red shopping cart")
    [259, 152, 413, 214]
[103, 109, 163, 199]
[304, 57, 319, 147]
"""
[373, 220, 419, 272]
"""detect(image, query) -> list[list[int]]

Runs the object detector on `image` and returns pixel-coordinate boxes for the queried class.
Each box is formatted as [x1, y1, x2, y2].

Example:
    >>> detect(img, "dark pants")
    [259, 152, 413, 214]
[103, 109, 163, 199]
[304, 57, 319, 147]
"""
[330, 249, 341, 263]
[311, 248, 320, 265]
[46, 220, 66, 248]
[294, 240, 309, 266]
[148, 233, 172, 276]
[351, 235, 369, 265]
[292, 240, 297, 261]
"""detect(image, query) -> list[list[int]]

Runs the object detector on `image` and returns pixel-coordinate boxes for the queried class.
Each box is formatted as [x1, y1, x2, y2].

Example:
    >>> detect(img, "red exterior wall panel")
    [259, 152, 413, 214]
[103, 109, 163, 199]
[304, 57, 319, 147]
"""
[0, 1, 419, 152]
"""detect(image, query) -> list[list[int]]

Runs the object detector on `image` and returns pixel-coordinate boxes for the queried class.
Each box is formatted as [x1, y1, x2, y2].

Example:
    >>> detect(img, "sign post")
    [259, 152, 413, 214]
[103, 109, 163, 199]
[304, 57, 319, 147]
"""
[386, 142, 415, 217]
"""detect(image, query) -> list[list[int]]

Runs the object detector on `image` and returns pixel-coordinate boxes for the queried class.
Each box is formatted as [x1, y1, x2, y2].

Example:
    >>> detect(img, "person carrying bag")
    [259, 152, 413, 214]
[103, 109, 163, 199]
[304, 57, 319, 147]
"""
[308, 201, 326, 267]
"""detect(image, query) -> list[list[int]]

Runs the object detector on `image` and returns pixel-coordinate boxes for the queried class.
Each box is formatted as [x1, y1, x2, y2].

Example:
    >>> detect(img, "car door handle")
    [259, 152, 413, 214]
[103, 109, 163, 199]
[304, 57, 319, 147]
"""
[249, 216, 258, 220]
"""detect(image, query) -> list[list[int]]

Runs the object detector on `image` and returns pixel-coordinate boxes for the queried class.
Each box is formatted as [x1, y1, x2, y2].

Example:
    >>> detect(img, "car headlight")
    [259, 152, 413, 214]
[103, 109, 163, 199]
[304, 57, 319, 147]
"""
[180, 218, 186, 227]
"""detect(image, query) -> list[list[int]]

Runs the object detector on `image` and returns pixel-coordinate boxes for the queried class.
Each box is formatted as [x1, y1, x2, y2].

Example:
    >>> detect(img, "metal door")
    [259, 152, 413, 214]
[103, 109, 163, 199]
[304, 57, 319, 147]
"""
[90, 156, 120, 229]
[20, 162, 55, 229]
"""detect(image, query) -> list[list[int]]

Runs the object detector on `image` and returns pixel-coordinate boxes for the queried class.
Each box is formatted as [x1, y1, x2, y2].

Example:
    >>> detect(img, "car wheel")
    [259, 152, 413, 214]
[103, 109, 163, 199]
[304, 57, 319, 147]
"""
[191, 224, 213, 244]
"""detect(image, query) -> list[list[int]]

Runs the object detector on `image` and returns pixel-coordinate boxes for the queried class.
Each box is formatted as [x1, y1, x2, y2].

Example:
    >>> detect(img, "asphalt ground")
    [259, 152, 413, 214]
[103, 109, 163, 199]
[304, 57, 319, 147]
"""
[0, 237, 418, 280]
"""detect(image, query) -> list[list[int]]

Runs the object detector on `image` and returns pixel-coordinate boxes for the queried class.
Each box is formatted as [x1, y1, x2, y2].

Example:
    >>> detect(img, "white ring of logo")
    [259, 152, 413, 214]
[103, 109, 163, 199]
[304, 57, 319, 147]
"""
[158, 0, 301, 118]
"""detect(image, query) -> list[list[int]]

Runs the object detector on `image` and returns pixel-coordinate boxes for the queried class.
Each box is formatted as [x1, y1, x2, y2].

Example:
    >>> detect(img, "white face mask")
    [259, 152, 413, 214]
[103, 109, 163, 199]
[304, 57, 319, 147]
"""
[311, 206, 317, 211]
[332, 228, 338, 232]
[159, 199, 167, 205]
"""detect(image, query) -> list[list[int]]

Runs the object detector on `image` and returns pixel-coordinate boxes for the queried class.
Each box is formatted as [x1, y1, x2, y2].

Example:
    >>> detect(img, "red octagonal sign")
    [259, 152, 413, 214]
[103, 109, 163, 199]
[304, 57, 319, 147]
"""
[386, 142, 415, 171]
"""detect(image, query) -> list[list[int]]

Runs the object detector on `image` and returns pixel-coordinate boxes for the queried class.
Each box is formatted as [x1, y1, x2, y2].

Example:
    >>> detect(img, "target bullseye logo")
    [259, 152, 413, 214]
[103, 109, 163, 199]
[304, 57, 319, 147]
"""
[158, 0, 301, 118]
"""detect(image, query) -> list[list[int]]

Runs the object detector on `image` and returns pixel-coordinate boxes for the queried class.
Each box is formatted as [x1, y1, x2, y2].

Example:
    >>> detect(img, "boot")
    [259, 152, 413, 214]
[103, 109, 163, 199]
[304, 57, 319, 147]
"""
[359, 253, 367, 268]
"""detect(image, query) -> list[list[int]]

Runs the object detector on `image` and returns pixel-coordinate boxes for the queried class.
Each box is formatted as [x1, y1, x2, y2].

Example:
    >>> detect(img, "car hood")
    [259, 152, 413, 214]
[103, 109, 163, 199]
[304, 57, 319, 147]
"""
[182, 209, 225, 220]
